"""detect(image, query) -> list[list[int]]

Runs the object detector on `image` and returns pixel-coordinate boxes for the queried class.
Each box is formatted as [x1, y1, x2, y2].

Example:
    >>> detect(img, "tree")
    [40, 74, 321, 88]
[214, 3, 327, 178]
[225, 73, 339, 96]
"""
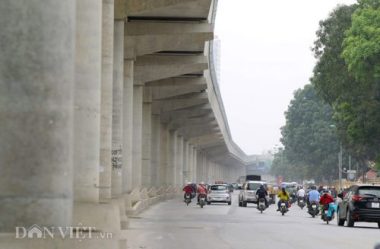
[312, 4, 358, 105]
[342, 0, 380, 83]
[341, 0, 380, 169]
[312, 3, 380, 168]
[272, 84, 340, 182]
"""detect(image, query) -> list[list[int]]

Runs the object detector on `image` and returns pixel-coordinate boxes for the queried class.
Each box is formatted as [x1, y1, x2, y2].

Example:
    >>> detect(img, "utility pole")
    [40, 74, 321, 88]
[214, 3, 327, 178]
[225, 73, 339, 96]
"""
[338, 142, 343, 191]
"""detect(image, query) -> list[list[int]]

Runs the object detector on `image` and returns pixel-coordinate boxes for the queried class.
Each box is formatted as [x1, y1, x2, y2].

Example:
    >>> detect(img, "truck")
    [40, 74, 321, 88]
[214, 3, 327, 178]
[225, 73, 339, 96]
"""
[246, 175, 261, 181]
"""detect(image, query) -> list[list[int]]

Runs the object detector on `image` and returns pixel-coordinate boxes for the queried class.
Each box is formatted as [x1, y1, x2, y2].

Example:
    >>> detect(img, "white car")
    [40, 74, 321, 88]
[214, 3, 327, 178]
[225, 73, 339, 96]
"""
[207, 184, 232, 205]
[238, 181, 267, 207]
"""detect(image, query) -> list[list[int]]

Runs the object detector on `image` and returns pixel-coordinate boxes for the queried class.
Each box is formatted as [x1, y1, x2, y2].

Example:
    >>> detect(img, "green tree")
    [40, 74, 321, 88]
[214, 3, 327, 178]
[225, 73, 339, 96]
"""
[342, 0, 380, 82]
[312, 3, 380, 168]
[272, 84, 340, 182]
[312, 4, 358, 105]
[341, 0, 380, 169]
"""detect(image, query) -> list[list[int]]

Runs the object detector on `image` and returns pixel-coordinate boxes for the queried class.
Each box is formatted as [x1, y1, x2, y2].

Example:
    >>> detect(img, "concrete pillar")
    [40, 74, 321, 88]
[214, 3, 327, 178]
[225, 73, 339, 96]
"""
[202, 153, 207, 183]
[183, 142, 189, 183]
[142, 87, 152, 188]
[151, 114, 161, 187]
[111, 20, 124, 197]
[168, 131, 178, 185]
[196, 151, 203, 182]
[74, 0, 102, 203]
[132, 84, 143, 188]
[176, 136, 184, 187]
[123, 60, 134, 192]
[99, 0, 114, 201]
[159, 124, 169, 186]
[0, 0, 75, 231]
[187, 145, 193, 182]
[192, 147, 198, 182]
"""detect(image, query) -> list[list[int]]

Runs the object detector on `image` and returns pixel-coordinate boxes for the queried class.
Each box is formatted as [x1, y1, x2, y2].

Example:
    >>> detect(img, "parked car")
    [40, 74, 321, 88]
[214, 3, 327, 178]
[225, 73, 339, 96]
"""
[207, 184, 232, 205]
[238, 181, 267, 207]
[336, 184, 380, 228]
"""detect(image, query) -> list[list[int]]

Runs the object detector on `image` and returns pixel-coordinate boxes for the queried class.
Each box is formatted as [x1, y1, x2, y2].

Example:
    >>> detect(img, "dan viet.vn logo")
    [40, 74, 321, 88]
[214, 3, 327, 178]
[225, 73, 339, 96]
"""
[15, 224, 113, 240]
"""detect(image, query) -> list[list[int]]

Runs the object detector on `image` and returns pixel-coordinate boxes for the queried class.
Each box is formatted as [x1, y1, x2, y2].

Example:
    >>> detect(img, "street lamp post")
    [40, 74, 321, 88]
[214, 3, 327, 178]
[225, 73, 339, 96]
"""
[338, 142, 343, 191]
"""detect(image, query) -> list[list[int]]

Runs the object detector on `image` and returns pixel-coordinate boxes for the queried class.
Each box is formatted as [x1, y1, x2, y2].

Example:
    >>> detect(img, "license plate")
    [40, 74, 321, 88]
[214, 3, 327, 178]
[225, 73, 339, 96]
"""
[281, 203, 285, 207]
[325, 210, 328, 214]
[312, 205, 316, 209]
[371, 202, 380, 208]
[300, 200, 304, 203]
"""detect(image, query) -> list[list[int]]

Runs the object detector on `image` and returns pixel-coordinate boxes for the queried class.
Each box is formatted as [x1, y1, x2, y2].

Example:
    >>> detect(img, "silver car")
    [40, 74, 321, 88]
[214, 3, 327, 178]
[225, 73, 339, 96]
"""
[238, 181, 267, 207]
[207, 184, 232, 205]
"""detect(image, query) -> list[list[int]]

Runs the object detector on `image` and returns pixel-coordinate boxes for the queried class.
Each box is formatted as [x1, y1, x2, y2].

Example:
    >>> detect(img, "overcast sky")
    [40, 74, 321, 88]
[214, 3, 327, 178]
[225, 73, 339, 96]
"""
[214, 0, 357, 155]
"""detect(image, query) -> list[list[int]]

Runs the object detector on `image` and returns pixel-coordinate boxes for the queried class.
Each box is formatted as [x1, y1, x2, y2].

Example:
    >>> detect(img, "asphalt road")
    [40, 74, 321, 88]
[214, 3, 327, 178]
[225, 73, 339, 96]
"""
[126, 193, 380, 249]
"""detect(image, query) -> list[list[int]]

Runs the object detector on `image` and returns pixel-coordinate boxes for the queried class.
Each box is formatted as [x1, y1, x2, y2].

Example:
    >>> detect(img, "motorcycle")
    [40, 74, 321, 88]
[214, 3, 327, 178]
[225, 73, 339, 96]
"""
[321, 204, 335, 224]
[308, 201, 319, 218]
[198, 193, 207, 208]
[280, 201, 288, 216]
[297, 197, 305, 209]
[257, 197, 266, 213]
[184, 192, 192, 206]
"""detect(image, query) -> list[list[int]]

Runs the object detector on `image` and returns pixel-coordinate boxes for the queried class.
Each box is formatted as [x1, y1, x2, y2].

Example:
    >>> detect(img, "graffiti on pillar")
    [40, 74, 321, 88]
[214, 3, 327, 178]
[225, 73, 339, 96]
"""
[112, 148, 122, 169]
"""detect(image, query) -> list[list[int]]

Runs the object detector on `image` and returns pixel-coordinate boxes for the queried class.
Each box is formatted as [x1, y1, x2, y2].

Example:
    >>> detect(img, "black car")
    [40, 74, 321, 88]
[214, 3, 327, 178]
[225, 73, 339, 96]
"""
[337, 184, 380, 228]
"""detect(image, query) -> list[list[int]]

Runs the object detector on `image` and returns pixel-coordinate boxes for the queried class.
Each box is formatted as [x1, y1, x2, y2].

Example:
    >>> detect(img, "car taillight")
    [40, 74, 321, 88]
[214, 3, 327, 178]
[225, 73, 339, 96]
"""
[352, 195, 363, 202]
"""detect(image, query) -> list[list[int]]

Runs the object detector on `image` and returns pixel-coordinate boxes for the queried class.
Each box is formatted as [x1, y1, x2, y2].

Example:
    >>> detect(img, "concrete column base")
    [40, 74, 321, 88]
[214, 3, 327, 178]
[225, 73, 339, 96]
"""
[123, 186, 181, 216]
[115, 197, 129, 230]
[0, 201, 128, 248]
[0, 234, 122, 249]
[72, 202, 120, 235]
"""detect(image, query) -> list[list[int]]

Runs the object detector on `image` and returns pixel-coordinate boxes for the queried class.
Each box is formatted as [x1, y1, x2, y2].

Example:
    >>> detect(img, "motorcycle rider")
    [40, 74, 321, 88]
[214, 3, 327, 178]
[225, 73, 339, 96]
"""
[319, 189, 336, 219]
[276, 187, 290, 211]
[297, 186, 306, 204]
[256, 184, 269, 208]
[197, 182, 208, 204]
[307, 185, 320, 209]
[183, 182, 195, 201]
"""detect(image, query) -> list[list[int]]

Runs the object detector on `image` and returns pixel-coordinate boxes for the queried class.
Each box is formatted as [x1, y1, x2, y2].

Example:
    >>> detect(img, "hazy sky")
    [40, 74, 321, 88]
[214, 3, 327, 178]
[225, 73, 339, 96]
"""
[214, 0, 357, 155]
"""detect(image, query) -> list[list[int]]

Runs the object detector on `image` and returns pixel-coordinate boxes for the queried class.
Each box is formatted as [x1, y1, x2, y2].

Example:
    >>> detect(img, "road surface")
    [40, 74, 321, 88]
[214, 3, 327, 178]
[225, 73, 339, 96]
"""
[126, 193, 380, 249]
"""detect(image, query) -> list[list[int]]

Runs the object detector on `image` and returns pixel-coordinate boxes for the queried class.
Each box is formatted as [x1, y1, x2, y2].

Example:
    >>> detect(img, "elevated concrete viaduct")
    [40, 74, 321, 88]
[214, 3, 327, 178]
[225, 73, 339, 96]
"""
[0, 0, 255, 248]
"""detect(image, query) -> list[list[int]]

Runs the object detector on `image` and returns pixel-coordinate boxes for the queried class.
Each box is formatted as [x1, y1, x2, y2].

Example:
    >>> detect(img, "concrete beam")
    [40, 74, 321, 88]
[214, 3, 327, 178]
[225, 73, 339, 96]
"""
[151, 78, 207, 100]
[178, 125, 219, 138]
[134, 55, 207, 84]
[197, 139, 225, 149]
[147, 76, 205, 86]
[204, 144, 229, 157]
[174, 119, 218, 133]
[126, 0, 195, 15]
[188, 133, 223, 145]
[126, 22, 212, 36]
[160, 104, 212, 123]
[115, 0, 126, 20]
[152, 92, 209, 114]
[125, 33, 211, 58]
[126, 0, 211, 17]
[167, 115, 214, 130]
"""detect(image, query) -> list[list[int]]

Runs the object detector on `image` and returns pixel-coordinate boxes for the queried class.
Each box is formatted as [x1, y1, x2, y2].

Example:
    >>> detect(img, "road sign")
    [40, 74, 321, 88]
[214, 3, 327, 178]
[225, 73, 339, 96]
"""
[346, 170, 356, 181]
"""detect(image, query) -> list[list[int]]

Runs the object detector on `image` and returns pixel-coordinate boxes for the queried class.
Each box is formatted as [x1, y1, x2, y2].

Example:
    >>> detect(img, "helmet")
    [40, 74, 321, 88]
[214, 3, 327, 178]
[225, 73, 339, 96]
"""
[311, 185, 316, 190]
